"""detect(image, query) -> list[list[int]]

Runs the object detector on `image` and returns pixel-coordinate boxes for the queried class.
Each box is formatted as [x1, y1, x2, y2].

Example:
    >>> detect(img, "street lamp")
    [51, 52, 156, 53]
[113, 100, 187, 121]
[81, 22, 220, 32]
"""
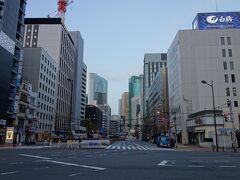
[201, 80, 219, 152]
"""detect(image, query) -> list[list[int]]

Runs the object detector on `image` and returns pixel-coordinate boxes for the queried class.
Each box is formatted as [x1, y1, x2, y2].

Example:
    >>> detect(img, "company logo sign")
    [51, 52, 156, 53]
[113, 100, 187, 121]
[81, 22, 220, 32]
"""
[193, 12, 240, 30]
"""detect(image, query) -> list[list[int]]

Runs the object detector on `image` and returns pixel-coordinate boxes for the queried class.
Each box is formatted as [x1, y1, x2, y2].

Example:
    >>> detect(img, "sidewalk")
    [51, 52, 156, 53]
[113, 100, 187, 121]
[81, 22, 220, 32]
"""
[176, 143, 240, 153]
[0, 143, 51, 150]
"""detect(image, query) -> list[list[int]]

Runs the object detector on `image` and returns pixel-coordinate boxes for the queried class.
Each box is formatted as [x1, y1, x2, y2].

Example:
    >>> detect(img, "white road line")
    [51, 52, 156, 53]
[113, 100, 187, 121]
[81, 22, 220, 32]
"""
[127, 146, 131, 150]
[35, 166, 50, 170]
[8, 162, 24, 165]
[132, 142, 148, 150]
[130, 146, 137, 150]
[112, 146, 116, 149]
[158, 160, 176, 167]
[188, 165, 205, 168]
[219, 166, 237, 168]
[43, 160, 106, 171]
[68, 172, 81, 177]
[117, 146, 121, 150]
[0, 171, 19, 175]
[106, 145, 112, 149]
[19, 154, 51, 160]
[123, 146, 126, 150]
[136, 146, 143, 150]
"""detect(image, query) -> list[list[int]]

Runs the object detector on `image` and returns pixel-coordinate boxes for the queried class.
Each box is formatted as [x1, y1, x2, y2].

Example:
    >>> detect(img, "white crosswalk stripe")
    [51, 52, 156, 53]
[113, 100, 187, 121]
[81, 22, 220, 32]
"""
[105, 141, 176, 151]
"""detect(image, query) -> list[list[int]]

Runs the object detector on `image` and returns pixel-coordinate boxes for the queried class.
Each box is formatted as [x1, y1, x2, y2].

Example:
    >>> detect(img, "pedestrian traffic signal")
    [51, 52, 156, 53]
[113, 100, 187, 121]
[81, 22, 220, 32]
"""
[227, 99, 231, 107]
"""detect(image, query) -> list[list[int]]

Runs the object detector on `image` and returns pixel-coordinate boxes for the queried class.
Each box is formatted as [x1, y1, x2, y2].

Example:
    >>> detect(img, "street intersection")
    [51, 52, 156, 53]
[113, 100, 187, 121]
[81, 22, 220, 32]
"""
[0, 140, 240, 180]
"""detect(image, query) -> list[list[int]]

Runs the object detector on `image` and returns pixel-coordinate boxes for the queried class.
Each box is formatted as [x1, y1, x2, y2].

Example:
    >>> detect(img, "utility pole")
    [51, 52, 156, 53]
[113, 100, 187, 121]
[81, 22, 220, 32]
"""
[227, 99, 237, 152]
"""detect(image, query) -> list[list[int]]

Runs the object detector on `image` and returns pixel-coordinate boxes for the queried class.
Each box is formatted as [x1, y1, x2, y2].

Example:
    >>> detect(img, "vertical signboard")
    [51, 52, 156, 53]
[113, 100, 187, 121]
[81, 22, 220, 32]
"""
[5, 127, 14, 143]
[193, 12, 240, 30]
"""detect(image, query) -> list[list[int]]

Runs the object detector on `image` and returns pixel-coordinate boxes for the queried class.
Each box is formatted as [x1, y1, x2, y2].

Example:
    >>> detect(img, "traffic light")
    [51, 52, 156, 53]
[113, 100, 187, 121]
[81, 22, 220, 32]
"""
[223, 113, 229, 122]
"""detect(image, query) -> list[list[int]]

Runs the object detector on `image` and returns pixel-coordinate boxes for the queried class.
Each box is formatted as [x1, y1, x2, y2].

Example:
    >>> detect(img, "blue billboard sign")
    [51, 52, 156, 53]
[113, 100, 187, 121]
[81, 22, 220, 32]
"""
[193, 12, 240, 30]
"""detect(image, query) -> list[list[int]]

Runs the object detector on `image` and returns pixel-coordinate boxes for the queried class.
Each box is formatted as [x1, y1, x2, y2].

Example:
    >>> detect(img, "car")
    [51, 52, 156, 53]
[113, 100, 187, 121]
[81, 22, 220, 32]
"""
[158, 136, 171, 148]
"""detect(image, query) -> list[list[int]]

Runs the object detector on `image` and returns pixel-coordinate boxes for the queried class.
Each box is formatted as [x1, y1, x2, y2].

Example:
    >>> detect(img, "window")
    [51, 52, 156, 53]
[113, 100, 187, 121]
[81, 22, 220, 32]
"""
[224, 74, 229, 83]
[222, 49, 226, 57]
[39, 82, 42, 88]
[40, 73, 42, 79]
[226, 88, 230, 96]
[227, 37, 231, 45]
[38, 92, 41, 98]
[223, 62, 227, 70]
[42, 55, 44, 61]
[233, 87, 237, 96]
[234, 101, 238, 107]
[231, 74, 235, 83]
[228, 49, 232, 57]
[220, 37, 225, 45]
[230, 62, 234, 70]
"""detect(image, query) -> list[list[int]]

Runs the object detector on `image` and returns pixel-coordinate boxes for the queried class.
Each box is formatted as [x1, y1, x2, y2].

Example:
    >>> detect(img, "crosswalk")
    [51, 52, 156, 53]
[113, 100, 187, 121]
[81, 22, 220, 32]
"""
[106, 140, 175, 151]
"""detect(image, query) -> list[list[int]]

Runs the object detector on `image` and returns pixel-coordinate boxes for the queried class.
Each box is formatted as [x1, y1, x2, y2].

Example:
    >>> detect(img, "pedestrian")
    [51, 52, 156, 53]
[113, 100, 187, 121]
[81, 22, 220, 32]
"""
[13, 137, 17, 148]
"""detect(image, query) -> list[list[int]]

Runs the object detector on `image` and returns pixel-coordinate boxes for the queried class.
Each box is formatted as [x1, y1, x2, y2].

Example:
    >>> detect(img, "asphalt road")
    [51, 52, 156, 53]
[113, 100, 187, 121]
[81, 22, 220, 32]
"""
[0, 140, 240, 180]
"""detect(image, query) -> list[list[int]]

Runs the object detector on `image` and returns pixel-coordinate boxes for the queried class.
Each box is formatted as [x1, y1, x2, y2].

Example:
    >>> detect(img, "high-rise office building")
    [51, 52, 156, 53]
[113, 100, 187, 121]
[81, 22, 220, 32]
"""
[168, 12, 240, 144]
[143, 53, 167, 117]
[120, 92, 129, 132]
[22, 47, 57, 141]
[24, 18, 75, 135]
[88, 73, 108, 105]
[69, 31, 87, 132]
[128, 76, 142, 130]
[0, 0, 27, 142]
[98, 104, 111, 135]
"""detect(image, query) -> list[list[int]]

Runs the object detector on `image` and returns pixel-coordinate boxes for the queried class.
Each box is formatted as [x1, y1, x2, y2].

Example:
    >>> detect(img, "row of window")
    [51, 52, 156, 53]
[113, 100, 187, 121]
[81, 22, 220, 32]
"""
[223, 61, 234, 70]
[224, 74, 236, 83]
[37, 111, 53, 122]
[222, 49, 232, 57]
[40, 72, 56, 83]
[226, 87, 237, 97]
[41, 63, 56, 79]
[38, 92, 54, 104]
[38, 101, 54, 113]
[38, 122, 52, 131]
[220, 37, 231, 45]
[41, 55, 57, 72]
[39, 82, 55, 96]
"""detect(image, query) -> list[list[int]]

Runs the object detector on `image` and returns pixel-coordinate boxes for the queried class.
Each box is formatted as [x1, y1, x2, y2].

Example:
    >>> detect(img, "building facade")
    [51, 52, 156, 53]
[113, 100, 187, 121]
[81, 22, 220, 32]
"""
[85, 105, 103, 132]
[88, 73, 108, 105]
[120, 92, 129, 132]
[128, 76, 142, 130]
[69, 31, 87, 132]
[144, 68, 169, 140]
[143, 53, 167, 117]
[22, 47, 57, 141]
[24, 18, 75, 136]
[98, 104, 111, 136]
[17, 79, 38, 144]
[168, 21, 240, 144]
[0, 0, 27, 140]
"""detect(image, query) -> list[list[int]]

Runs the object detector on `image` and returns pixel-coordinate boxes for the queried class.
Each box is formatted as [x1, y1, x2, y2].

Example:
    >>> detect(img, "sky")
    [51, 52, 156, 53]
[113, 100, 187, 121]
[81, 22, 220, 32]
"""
[26, 0, 240, 114]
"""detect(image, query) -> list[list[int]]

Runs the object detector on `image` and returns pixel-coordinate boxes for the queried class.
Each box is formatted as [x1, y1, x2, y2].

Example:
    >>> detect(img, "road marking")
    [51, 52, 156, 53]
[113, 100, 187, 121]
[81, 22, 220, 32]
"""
[188, 165, 205, 168]
[117, 146, 121, 150]
[35, 166, 50, 170]
[0, 171, 19, 175]
[136, 146, 142, 150]
[43, 159, 106, 171]
[19, 154, 51, 160]
[106, 145, 112, 149]
[8, 162, 24, 165]
[130, 146, 137, 150]
[123, 146, 126, 150]
[189, 160, 203, 163]
[112, 146, 116, 149]
[158, 160, 176, 167]
[68, 172, 81, 177]
[215, 160, 229, 163]
[219, 166, 237, 168]
[127, 146, 131, 150]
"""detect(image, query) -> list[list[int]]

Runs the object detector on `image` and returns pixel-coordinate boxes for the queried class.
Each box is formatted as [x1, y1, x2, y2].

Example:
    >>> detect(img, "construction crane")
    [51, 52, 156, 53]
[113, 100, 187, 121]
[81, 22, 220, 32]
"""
[47, 0, 74, 23]
[57, 0, 74, 22]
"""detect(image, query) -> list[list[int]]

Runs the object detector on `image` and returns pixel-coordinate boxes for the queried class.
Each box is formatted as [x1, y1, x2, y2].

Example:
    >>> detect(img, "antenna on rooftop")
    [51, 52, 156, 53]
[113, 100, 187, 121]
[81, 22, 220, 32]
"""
[215, 0, 219, 12]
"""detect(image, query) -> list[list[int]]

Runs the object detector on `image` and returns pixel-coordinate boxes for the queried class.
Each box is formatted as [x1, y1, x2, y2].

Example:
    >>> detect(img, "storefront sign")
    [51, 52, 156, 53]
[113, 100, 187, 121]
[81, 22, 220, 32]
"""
[5, 127, 14, 143]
